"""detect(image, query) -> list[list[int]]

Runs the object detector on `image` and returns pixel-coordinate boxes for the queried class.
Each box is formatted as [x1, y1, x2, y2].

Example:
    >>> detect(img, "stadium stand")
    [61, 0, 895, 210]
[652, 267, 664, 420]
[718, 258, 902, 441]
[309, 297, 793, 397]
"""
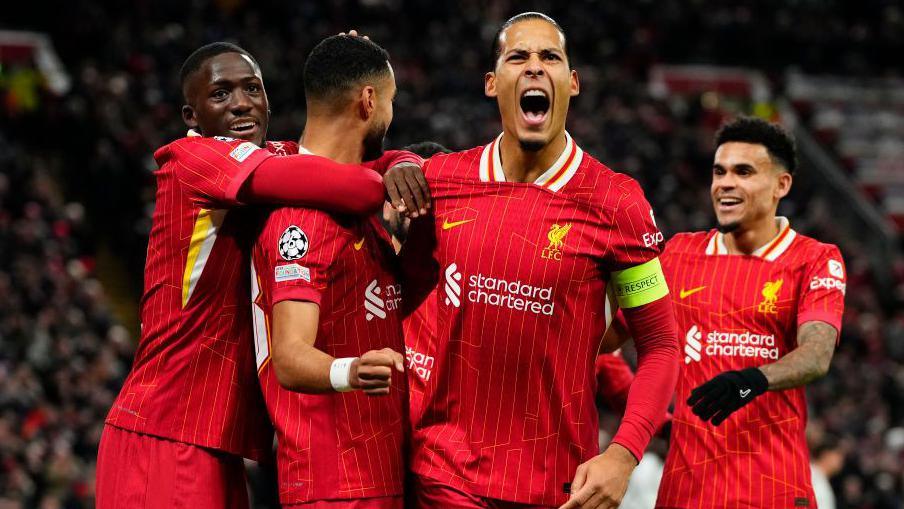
[1, 1, 902, 507]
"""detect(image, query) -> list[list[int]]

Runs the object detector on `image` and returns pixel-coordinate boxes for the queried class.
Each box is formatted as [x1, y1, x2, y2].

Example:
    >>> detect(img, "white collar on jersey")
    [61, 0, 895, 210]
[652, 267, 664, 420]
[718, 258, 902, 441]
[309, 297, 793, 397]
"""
[478, 131, 584, 192]
[706, 216, 797, 261]
[298, 146, 312, 155]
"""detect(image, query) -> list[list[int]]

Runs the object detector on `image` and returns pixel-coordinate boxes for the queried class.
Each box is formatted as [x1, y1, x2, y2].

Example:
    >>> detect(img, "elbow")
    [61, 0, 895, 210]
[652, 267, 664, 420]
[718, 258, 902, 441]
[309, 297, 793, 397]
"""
[364, 182, 387, 213]
[272, 356, 304, 391]
[813, 358, 832, 380]
[812, 348, 835, 381]
[345, 171, 385, 215]
[271, 346, 315, 392]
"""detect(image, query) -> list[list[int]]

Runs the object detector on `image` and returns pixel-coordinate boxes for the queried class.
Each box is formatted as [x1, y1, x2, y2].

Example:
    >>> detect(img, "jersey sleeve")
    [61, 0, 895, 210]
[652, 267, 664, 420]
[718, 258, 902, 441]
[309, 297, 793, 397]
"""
[797, 244, 846, 333]
[257, 207, 351, 306]
[605, 177, 664, 269]
[605, 177, 669, 309]
[170, 137, 274, 208]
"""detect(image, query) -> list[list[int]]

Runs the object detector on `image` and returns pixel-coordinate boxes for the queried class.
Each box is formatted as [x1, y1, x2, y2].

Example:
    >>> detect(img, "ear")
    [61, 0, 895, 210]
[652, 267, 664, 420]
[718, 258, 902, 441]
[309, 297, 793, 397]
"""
[485, 72, 497, 98]
[776, 171, 793, 200]
[570, 69, 580, 97]
[358, 86, 376, 120]
[182, 104, 199, 130]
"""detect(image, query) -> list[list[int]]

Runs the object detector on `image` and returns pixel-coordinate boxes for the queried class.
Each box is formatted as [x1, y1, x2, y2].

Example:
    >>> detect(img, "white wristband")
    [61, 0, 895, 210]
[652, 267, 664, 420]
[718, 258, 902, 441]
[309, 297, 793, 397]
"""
[330, 357, 357, 392]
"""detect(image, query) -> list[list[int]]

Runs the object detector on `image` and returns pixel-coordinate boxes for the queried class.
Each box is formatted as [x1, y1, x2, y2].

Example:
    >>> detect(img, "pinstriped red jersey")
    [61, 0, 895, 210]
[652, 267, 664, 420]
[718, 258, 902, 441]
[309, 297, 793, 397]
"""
[402, 132, 663, 506]
[250, 203, 406, 504]
[655, 221, 845, 509]
[106, 136, 296, 460]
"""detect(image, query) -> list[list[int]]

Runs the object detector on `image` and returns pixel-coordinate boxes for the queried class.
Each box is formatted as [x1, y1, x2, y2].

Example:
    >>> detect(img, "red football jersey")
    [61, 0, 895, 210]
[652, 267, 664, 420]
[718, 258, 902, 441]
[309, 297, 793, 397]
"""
[403, 287, 438, 427]
[251, 202, 406, 504]
[655, 220, 845, 509]
[106, 136, 296, 460]
[401, 133, 663, 506]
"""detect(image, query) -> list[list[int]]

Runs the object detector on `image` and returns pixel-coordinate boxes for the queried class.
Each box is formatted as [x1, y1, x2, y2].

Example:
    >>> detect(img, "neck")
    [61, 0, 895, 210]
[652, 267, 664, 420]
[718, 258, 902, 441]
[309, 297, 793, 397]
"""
[724, 215, 780, 255]
[498, 131, 567, 183]
[299, 113, 365, 164]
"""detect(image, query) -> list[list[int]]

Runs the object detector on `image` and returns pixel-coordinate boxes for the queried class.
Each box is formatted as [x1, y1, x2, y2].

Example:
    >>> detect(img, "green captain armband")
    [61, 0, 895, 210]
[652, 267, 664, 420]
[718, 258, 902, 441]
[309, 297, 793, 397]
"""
[611, 257, 669, 308]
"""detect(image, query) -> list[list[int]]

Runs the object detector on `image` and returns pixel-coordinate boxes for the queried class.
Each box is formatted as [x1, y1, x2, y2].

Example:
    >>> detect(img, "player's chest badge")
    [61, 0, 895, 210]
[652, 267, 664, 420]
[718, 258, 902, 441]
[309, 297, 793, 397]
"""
[541, 222, 572, 261]
[757, 278, 783, 314]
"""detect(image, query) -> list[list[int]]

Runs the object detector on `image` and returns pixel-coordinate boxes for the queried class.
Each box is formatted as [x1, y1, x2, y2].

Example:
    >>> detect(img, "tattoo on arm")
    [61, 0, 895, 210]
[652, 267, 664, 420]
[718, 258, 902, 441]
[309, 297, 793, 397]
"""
[758, 321, 837, 391]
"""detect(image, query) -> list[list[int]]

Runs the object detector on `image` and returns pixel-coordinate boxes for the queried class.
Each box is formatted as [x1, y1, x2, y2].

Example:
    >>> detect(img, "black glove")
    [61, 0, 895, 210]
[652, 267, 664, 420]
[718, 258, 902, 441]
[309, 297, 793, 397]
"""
[687, 368, 769, 426]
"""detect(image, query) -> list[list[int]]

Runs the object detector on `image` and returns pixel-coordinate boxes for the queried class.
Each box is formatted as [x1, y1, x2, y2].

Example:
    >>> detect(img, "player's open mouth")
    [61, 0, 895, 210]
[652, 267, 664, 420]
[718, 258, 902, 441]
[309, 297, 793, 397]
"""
[520, 89, 550, 127]
[717, 197, 743, 211]
[230, 119, 259, 135]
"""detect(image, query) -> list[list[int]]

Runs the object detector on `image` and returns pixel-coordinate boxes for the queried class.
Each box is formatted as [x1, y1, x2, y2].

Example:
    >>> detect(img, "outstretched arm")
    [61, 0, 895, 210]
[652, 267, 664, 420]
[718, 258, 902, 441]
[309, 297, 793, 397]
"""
[239, 154, 385, 214]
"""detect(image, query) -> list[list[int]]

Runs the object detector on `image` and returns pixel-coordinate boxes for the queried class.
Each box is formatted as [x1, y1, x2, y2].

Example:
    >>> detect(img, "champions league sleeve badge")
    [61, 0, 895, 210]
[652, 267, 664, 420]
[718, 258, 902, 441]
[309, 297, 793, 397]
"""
[278, 225, 309, 261]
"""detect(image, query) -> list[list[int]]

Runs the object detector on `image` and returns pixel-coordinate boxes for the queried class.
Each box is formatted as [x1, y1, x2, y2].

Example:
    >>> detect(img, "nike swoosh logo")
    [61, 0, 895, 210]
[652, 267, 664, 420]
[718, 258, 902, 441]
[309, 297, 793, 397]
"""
[679, 286, 706, 299]
[442, 218, 476, 230]
[353, 237, 365, 251]
[739, 389, 751, 398]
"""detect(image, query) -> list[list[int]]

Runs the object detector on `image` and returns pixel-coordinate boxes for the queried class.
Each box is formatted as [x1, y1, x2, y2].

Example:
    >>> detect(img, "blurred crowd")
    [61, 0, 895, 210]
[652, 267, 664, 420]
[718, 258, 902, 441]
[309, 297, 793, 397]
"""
[1, 0, 903, 507]
[0, 135, 135, 507]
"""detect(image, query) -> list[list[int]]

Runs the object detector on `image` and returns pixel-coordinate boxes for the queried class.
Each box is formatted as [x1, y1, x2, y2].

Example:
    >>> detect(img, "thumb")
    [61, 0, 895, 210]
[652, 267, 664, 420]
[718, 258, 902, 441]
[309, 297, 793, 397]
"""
[569, 463, 589, 495]
[387, 348, 405, 372]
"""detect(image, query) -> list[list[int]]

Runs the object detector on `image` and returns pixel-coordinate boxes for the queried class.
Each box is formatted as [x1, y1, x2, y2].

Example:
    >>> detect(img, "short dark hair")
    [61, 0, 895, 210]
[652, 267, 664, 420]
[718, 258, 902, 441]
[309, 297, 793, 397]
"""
[491, 12, 569, 68]
[715, 116, 798, 174]
[402, 141, 452, 159]
[179, 42, 259, 100]
[304, 35, 391, 105]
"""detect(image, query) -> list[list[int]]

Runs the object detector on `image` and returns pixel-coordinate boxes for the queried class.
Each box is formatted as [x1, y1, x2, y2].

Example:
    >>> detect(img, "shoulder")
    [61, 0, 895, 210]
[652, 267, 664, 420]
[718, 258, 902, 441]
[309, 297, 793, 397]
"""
[154, 136, 261, 166]
[266, 140, 299, 156]
[263, 206, 346, 236]
[666, 231, 713, 252]
[788, 232, 844, 269]
[259, 206, 354, 255]
[571, 153, 647, 207]
[425, 145, 484, 179]
[792, 232, 840, 256]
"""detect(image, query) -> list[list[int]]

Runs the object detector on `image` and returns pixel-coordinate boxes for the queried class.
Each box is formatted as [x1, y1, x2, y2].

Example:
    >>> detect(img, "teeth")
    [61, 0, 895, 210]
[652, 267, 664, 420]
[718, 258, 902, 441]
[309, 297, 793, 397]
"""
[523, 90, 547, 98]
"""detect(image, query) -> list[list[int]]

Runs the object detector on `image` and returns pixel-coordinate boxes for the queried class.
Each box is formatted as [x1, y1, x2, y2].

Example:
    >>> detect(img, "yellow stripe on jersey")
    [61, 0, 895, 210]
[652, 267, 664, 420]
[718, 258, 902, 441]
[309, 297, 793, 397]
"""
[611, 257, 670, 308]
[181, 208, 226, 307]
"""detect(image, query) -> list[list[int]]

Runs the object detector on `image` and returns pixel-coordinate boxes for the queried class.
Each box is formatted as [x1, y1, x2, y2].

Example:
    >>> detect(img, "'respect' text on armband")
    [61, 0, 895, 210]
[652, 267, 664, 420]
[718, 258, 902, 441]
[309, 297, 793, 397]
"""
[611, 257, 669, 308]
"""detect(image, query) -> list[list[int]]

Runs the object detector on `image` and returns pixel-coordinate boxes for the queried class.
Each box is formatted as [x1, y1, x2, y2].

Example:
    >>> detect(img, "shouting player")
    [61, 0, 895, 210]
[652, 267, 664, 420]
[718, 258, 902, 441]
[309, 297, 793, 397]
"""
[97, 42, 420, 508]
[398, 13, 680, 509]
[608, 117, 845, 508]
[250, 35, 407, 509]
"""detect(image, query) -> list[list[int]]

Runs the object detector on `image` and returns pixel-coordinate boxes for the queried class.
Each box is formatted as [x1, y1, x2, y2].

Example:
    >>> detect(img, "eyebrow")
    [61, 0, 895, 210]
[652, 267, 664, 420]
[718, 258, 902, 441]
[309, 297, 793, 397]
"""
[713, 163, 757, 171]
[506, 47, 563, 56]
[208, 75, 261, 87]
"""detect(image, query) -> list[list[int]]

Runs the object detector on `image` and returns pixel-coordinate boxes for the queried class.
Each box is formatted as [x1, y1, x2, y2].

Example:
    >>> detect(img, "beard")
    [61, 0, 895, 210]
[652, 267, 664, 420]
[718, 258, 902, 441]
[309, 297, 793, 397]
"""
[716, 220, 742, 234]
[363, 121, 388, 161]
[518, 137, 546, 152]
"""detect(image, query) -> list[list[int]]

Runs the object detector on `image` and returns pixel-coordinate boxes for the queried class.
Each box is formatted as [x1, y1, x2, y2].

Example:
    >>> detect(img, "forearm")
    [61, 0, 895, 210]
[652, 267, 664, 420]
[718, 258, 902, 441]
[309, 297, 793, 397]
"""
[758, 322, 836, 390]
[363, 150, 423, 175]
[272, 341, 337, 393]
[239, 154, 384, 213]
[611, 296, 680, 460]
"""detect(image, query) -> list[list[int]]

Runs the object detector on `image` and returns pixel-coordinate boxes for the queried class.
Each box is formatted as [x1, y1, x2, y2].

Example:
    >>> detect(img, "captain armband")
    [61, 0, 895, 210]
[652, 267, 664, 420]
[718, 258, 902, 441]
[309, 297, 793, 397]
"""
[611, 257, 669, 308]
